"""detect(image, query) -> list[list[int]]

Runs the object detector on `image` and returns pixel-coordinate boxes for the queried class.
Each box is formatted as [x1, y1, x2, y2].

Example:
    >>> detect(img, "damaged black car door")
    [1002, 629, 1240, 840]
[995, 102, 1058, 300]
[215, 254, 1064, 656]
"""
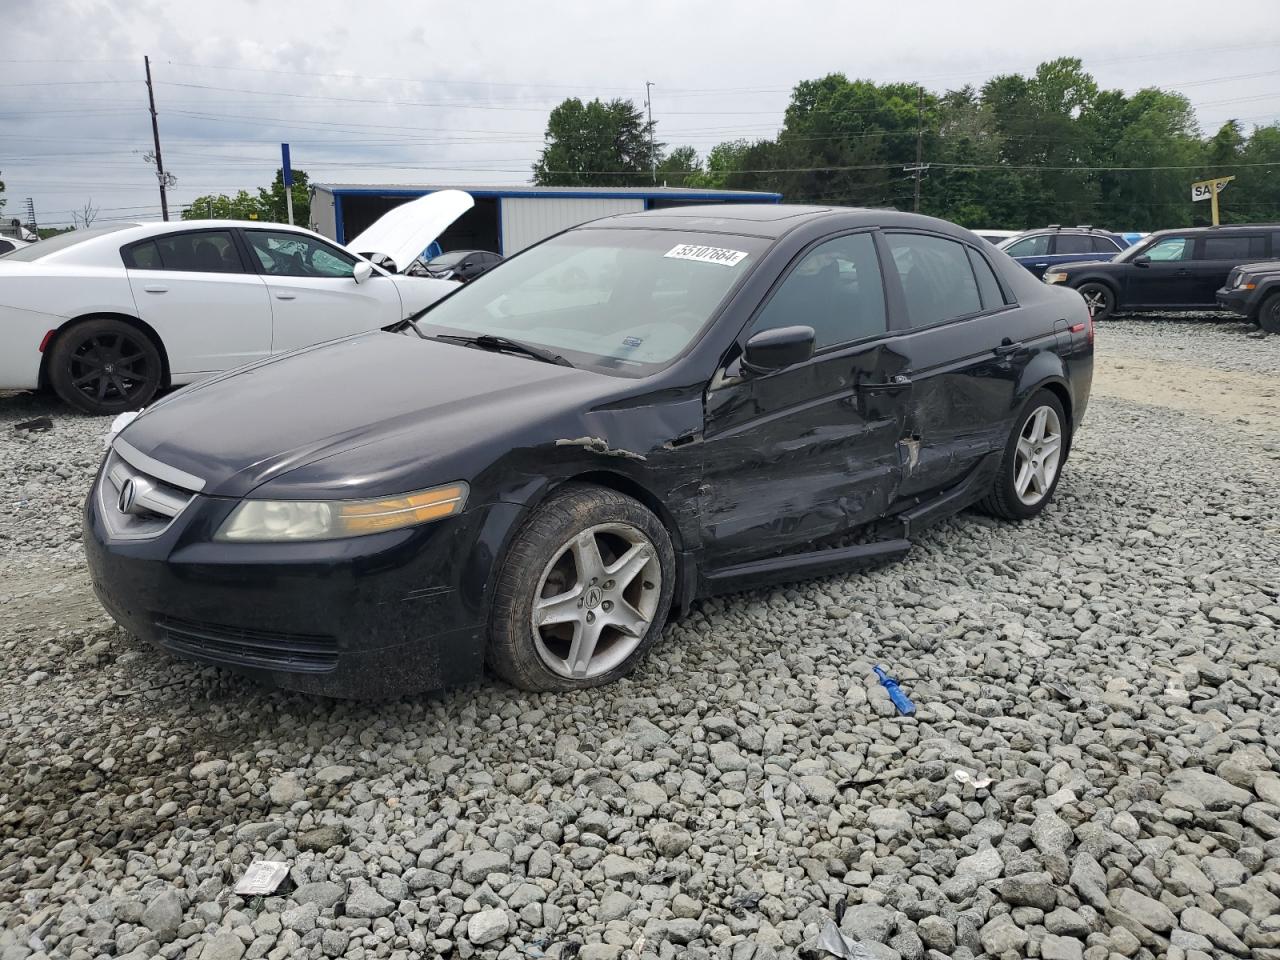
[699, 230, 912, 566]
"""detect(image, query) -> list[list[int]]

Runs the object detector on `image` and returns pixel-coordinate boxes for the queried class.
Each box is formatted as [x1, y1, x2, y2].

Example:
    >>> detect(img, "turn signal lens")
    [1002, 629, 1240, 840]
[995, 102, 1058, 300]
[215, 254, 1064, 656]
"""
[337, 485, 468, 535]
[216, 482, 468, 541]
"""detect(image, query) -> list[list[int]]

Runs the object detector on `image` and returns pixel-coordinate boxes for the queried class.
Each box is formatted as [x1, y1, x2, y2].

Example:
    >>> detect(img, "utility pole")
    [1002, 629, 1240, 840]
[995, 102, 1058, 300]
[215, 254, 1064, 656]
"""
[911, 85, 925, 213]
[144, 55, 170, 221]
[644, 81, 657, 185]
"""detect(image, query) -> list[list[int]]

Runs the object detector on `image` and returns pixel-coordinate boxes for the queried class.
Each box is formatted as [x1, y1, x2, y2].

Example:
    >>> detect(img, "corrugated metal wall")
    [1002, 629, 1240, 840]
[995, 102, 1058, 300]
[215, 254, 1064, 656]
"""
[501, 197, 645, 253]
[310, 189, 337, 240]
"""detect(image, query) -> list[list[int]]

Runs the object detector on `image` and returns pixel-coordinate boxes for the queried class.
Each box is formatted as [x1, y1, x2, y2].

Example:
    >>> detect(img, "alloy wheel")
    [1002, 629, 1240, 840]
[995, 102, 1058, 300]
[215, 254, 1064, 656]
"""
[67, 332, 152, 406]
[1013, 405, 1063, 506]
[530, 522, 662, 679]
[1080, 288, 1108, 316]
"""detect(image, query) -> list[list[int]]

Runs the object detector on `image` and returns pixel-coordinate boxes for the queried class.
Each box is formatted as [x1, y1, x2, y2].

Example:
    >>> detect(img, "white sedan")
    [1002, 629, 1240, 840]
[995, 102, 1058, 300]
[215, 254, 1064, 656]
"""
[0, 191, 472, 414]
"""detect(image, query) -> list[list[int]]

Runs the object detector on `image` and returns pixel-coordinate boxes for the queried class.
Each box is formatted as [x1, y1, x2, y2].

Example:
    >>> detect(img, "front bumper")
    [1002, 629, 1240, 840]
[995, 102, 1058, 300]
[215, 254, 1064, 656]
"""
[84, 470, 523, 698]
[1215, 286, 1257, 317]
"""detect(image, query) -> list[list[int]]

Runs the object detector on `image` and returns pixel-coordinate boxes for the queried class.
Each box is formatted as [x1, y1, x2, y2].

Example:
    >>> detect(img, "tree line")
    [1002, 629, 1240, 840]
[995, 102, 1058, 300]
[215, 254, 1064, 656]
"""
[532, 58, 1280, 230]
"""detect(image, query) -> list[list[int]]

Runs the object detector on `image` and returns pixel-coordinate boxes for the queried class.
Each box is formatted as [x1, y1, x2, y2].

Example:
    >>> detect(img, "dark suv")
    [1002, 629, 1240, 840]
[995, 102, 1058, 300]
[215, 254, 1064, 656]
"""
[1043, 225, 1280, 320]
[997, 226, 1130, 279]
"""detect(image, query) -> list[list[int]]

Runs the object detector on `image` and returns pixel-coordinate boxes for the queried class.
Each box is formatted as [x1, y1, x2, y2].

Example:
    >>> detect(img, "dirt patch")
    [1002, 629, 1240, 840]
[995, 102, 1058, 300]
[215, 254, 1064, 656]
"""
[1094, 353, 1280, 441]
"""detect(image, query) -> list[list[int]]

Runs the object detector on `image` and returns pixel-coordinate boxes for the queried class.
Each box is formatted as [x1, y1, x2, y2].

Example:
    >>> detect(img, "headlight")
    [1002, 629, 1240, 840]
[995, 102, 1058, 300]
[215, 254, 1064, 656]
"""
[429, 269, 455, 280]
[215, 482, 468, 542]
[1235, 274, 1255, 290]
[1043, 271, 1069, 285]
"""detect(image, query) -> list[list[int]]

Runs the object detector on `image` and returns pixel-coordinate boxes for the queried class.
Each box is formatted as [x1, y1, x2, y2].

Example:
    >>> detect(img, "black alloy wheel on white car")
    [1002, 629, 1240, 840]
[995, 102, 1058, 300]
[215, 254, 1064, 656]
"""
[979, 389, 1069, 521]
[48, 318, 163, 415]
[486, 484, 675, 691]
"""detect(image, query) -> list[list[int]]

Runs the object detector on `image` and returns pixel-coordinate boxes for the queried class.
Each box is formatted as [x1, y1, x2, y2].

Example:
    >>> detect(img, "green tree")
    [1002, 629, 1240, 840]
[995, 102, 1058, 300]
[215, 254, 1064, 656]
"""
[257, 167, 311, 225]
[533, 98, 662, 186]
[182, 169, 310, 223]
[182, 190, 266, 221]
[656, 146, 701, 187]
[0, 171, 6, 216]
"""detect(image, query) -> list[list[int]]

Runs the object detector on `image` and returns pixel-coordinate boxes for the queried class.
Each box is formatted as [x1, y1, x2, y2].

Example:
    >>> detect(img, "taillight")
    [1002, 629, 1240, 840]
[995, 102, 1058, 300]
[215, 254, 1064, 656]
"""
[1087, 314, 1095, 345]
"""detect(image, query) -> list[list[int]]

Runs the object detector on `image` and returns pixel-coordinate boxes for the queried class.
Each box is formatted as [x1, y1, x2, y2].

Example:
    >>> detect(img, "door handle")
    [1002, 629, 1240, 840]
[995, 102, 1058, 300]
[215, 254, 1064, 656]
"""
[857, 375, 912, 392]
[994, 338, 1021, 356]
[275, 293, 297, 300]
[142, 285, 168, 294]
[1033, 263, 1049, 268]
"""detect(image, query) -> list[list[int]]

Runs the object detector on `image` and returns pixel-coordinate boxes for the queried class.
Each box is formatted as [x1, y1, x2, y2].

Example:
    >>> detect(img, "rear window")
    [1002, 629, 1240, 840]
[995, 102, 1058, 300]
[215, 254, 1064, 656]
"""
[2, 224, 131, 262]
[1056, 235, 1093, 255]
[1202, 235, 1266, 261]
[123, 230, 243, 273]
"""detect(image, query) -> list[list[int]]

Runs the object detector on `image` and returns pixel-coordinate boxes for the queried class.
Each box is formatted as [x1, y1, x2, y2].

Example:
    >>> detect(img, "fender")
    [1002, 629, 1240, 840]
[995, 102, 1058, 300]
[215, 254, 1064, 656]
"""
[1012, 350, 1078, 448]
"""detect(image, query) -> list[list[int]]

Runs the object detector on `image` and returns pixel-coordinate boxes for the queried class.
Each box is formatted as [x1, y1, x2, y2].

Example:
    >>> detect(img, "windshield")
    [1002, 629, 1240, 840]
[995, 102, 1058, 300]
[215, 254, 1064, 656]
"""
[1113, 234, 1177, 262]
[1, 224, 132, 262]
[415, 228, 768, 375]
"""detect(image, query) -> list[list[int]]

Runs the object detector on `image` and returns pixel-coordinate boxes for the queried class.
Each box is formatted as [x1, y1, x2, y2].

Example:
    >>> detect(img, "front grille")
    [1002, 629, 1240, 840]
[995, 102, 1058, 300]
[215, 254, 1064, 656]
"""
[157, 616, 339, 673]
[97, 448, 197, 540]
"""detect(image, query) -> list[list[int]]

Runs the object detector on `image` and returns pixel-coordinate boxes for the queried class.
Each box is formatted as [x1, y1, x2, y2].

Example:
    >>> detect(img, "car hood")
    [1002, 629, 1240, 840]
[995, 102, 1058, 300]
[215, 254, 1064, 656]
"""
[345, 190, 474, 273]
[119, 332, 601, 499]
[1236, 260, 1280, 276]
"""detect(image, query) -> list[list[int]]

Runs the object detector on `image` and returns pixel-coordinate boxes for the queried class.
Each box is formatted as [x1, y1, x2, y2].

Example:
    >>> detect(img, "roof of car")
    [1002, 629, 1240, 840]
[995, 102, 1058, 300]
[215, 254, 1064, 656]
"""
[1144, 222, 1280, 238]
[584, 204, 966, 240]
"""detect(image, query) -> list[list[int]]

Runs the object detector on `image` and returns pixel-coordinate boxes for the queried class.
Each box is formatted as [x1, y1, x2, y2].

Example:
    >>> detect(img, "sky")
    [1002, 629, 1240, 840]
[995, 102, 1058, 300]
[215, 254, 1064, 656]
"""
[3, 0, 1279, 229]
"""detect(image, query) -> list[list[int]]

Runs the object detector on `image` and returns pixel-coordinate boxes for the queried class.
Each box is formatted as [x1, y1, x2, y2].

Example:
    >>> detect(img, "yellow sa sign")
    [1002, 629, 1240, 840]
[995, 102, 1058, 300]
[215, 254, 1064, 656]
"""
[1191, 176, 1235, 224]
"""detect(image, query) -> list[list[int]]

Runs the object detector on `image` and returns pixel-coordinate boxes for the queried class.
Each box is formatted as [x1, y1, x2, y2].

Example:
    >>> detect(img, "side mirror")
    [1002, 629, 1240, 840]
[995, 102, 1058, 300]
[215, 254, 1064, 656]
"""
[743, 325, 815, 375]
[1132, 255, 1151, 268]
[352, 261, 374, 284]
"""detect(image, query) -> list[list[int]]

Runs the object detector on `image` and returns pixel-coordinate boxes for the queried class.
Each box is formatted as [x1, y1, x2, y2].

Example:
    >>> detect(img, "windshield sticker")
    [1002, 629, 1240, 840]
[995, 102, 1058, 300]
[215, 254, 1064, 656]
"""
[621, 336, 644, 348]
[664, 243, 749, 267]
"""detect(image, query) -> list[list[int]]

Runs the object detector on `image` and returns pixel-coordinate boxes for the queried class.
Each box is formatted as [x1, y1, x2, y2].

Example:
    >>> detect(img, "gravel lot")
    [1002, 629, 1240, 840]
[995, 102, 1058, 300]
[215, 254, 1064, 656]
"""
[1, 319, 1278, 960]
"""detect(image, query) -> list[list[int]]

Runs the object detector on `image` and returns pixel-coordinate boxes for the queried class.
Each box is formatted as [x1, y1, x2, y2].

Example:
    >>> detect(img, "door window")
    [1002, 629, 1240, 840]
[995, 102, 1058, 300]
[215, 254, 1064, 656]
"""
[1143, 237, 1192, 261]
[1055, 234, 1093, 255]
[885, 233, 982, 328]
[0, 239, 13, 255]
[123, 231, 243, 273]
[1003, 234, 1049, 257]
[245, 230, 359, 278]
[967, 248, 1006, 310]
[1091, 235, 1121, 253]
[750, 232, 886, 349]
[1201, 235, 1266, 261]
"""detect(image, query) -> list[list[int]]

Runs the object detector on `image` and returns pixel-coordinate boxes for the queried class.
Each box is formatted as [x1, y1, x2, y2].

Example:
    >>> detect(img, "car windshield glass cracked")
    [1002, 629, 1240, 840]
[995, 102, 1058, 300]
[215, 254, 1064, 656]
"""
[415, 228, 769, 375]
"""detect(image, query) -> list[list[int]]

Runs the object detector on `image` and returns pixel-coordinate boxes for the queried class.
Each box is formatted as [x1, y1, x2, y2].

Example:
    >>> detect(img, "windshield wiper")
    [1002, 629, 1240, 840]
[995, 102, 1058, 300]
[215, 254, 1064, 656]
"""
[433, 333, 573, 368]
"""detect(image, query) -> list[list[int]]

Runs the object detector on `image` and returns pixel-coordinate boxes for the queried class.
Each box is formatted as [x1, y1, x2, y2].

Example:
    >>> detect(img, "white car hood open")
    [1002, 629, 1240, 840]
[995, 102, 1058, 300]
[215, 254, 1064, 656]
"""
[346, 189, 473, 273]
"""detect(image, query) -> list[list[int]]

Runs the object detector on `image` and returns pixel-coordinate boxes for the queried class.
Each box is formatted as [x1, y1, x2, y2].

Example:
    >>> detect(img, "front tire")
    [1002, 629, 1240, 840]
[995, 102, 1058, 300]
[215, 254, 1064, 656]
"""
[979, 389, 1069, 521]
[1258, 292, 1280, 334]
[1076, 282, 1115, 321]
[48, 318, 162, 415]
[487, 484, 675, 691]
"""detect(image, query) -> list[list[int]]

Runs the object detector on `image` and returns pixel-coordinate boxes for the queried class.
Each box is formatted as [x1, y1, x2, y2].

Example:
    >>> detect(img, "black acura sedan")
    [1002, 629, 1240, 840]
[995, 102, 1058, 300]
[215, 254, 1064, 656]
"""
[85, 205, 1093, 698]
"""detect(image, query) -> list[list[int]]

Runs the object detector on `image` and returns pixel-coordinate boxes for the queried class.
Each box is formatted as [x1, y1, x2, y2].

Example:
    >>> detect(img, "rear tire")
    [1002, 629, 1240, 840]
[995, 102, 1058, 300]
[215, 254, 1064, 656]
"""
[48, 318, 162, 415]
[1076, 282, 1115, 321]
[979, 389, 1069, 521]
[1259, 292, 1280, 334]
[487, 484, 675, 692]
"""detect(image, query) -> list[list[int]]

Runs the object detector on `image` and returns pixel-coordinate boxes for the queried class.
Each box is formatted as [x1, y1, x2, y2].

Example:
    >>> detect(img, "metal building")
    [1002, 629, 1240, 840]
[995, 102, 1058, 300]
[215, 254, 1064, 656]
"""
[309, 184, 783, 256]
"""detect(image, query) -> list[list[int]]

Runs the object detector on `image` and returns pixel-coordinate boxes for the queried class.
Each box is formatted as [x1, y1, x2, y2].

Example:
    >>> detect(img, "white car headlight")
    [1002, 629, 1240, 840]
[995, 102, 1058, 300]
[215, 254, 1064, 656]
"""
[215, 482, 468, 542]
[1043, 271, 1069, 285]
[1235, 273, 1254, 290]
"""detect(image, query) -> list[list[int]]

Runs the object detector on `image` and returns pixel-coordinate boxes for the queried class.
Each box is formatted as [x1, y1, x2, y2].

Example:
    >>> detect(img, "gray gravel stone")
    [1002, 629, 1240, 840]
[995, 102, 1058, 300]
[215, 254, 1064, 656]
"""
[467, 907, 509, 945]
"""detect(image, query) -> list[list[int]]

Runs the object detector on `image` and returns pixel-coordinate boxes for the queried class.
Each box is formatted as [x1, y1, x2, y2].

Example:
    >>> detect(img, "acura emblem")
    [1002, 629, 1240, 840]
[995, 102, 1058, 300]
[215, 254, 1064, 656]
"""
[117, 476, 152, 516]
